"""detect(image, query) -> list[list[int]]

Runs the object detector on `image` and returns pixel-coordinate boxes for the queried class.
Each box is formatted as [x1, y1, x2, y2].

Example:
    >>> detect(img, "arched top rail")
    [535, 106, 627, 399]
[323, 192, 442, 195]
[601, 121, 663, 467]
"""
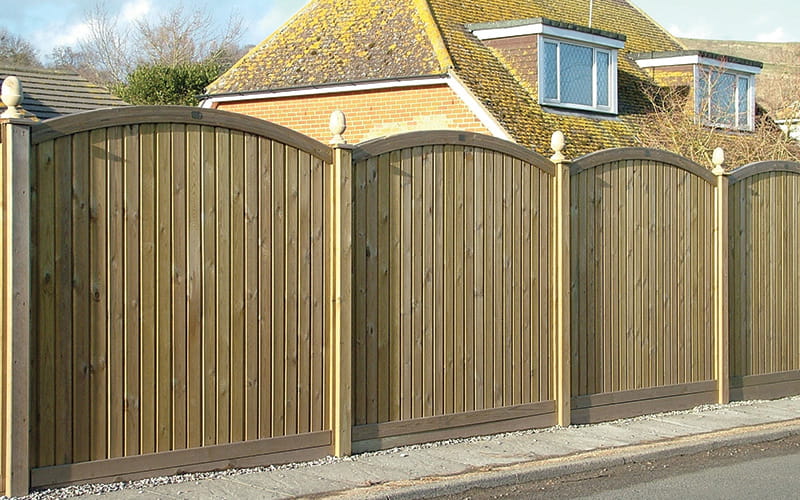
[352, 130, 555, 176]
[728, 160, 800, 183]
[30, 105, 333, 163]
[571, 147, 716, 185]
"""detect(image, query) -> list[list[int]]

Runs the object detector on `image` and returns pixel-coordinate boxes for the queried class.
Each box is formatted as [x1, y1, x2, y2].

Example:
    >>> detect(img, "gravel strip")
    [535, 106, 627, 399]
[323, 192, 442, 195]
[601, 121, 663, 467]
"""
[13, 395, 799, 500]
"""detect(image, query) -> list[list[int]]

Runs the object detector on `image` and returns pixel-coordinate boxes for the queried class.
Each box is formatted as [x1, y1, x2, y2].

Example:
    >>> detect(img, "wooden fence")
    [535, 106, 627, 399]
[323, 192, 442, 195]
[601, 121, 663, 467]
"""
[0, 109, 799, 496]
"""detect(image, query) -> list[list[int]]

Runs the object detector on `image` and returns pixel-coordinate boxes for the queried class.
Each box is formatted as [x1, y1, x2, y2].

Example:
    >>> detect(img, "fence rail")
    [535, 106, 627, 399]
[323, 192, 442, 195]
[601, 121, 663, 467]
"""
[0, 108, 798, 496]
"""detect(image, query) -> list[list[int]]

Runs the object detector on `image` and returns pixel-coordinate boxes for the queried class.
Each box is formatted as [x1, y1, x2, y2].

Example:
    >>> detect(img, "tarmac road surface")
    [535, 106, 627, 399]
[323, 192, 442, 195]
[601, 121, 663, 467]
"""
[434, 433, 800, 499]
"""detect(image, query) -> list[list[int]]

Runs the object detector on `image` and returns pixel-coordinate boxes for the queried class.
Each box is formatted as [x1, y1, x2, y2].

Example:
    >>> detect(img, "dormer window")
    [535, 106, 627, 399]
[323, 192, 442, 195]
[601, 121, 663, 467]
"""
[697, 67, 754, 130]
[540, 39, 616, 112]
[469, 18, 625, 115]
[633, 51, 762, 131]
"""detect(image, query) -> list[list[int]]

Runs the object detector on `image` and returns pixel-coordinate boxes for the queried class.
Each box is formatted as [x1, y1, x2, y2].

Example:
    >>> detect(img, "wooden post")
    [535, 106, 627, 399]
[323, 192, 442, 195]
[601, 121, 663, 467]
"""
[328, 112, 352, 456]
[1, 117, 32, 496]
[712, 148, 729, 404]
[550, 132, 571, 427]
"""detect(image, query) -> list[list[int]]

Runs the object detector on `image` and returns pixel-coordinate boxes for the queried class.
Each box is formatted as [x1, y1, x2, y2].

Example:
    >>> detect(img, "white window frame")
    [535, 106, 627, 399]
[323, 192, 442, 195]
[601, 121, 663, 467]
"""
[694, 65, 755, 131]
[538, 36, 619, 114]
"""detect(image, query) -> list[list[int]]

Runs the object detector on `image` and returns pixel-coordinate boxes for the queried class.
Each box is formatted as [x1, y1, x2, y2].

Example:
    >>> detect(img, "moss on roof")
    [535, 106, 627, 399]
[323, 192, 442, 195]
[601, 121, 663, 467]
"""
[208, 0, 686, 156]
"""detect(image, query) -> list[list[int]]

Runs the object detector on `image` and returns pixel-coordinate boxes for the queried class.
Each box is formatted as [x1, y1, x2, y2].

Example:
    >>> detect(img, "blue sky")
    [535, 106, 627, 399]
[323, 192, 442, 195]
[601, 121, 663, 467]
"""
[1, 0, 798, 63]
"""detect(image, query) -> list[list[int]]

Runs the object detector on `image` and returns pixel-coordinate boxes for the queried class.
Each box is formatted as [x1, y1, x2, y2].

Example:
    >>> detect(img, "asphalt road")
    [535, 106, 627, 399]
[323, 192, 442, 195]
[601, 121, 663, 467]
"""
[435, 433, 800, 499]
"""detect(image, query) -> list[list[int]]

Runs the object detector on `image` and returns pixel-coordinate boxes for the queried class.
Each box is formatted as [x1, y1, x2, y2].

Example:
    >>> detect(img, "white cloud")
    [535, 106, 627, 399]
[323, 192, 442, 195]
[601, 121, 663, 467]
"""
[668, 23, 714, 40]
[121, 0, 153, 23]
[30, 20, 91, 57]
[756, 27, 791, 42]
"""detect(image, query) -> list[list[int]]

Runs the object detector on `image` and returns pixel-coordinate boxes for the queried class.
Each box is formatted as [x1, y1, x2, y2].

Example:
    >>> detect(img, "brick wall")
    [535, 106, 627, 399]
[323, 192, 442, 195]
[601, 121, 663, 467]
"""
[484, 35, 539, 96]
[214, 84, 492, 144]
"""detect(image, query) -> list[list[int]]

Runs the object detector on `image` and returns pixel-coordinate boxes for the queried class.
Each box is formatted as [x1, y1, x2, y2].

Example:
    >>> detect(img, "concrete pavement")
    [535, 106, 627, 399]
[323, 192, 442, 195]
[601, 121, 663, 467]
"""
[59, 396, 799, 499]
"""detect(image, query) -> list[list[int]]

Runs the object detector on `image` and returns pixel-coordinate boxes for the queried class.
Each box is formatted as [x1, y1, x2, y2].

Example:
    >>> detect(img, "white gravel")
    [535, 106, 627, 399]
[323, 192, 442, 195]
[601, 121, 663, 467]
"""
[12, 395, 798, 500]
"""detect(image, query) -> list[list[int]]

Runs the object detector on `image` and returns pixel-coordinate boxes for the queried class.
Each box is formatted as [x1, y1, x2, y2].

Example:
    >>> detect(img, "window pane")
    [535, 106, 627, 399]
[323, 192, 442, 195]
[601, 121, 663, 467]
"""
[560, 43, 593, 106]
[597, 51, 609, 107]
[710, 71, 736, 126]
[738, 76, 749, 128]
[543, 41, 559, 100]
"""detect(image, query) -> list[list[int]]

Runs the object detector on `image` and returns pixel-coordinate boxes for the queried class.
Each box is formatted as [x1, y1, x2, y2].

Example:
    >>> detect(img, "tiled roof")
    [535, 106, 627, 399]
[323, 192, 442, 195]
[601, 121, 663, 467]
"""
[207, 0, 686, 156]
[0, 66, 126, 120]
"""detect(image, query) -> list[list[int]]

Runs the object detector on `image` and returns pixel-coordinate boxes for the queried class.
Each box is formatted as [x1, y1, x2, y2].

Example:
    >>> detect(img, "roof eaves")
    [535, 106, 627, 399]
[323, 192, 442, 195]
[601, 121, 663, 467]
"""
[631, 50, 763, 69]
[466, 17, 626, 42]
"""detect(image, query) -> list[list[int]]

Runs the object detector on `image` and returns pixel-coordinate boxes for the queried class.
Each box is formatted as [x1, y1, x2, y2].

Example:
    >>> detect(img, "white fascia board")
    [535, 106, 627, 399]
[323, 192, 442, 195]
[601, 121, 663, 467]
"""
[199, 76, 450, 108]
[635, 55, 761, 75]
[473, 23, 624, 49]
[445, 72, 514, 141]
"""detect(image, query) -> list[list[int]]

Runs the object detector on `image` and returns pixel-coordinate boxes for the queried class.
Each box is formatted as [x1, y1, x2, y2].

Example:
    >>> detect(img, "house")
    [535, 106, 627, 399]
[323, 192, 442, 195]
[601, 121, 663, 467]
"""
[0, 66, 126, 120]
[200, 0, 763, 156]
[680, 38, 800, 140]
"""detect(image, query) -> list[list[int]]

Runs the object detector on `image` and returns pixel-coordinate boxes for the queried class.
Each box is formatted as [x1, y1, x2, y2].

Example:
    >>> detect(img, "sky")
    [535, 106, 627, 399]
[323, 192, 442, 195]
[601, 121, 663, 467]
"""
[1, 0, 798, 63]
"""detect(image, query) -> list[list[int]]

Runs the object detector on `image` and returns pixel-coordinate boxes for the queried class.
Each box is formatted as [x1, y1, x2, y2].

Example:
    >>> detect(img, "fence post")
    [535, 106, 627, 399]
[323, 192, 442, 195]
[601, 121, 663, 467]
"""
[328, 111, 353, 456]
[712, 148, 730, 405]
[1, 75, 32, 496]
[550, 132, 571, 427]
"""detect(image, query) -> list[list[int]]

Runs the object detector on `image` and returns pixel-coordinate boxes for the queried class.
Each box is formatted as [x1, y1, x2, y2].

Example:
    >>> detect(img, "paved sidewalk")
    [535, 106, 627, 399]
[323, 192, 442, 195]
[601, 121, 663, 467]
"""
[49, 396, 799, 499]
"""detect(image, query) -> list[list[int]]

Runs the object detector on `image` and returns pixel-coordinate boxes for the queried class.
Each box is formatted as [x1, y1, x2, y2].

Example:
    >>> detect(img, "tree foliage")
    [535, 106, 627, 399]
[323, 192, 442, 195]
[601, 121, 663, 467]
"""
[635, 82, 800, 168]
[113, 60, 223, 106]
[0, 27, 41, 67]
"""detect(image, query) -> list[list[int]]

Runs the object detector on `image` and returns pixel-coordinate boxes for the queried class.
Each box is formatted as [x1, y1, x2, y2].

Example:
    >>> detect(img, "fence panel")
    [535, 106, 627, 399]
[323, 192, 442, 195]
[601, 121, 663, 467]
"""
[27, 107, 333, 487]
[350, 131, 557, 451]
[569, 149, 718, 423]
[729, 161, 800, 400]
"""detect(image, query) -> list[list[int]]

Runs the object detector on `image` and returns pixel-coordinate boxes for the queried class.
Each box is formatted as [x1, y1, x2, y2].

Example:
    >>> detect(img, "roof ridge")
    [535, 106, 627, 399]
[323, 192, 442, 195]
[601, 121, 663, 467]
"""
[412, 0, 454, 71]
[626, 0, 686, 49]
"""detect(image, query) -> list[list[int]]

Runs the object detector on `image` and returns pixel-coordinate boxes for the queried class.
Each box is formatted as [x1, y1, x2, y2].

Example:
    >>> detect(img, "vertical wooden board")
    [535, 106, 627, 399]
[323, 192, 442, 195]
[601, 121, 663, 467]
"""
[139, 124, 157, 454]
[454, 147, 466, 413]
[421, 147, 434, 417]
[365, 155, 378, 423]
[201, 126, 217, 445]
[493, 151, 504, 407]
[155, 124, 172, 453]
[401, 147, 414, 420]
[107, 127, 125, 458]
[310, 154, 325, 432]
[634, 161, 649, 389]
[216, 128, 231, 444]
[376, 152, 391, 422]
[271, 141, 286, 436]
[482, 150, 494, 409]
[609, 163, 620, 392]
[675, 168, 687, 385]
[585, 164, 602, 393]
[258, 137, 273, 438]
[573, 171, 586, 396]
[54, 135, 74, 464]
[229, 130, 246, 443]
[35, 140, 55, 468]
[623, 160, 635, 391]
[30, 141, 56, 466]
[654, 166, 664, 388]
[434, 146, 446, 415]
[243, 134, 260, 441]
[186, 125, 202, 449]
[171, 125, 188, 451]
[411, 147, 424, 418]
[284, 145, 300, 434]
[464, 148, 475, 412]
[644, 162, 656, 388]
[352, 159, 367, 425]
[510, 157, 521, 405]
[539, 169, 550, 401]
[502, 155, 513, 406]
[89, 128, 109, 461]
[692, 177, 703, 382]
[389, 150, 402, 422]
[529, 165, 540, 402]
[472, 148, 485, 410]
[297, 150, 312, 434]
[519, 160, 531, 403]
[768, 174, 777, 375]
[442, 146, 455, 416]
[600, 165, 612, 394]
